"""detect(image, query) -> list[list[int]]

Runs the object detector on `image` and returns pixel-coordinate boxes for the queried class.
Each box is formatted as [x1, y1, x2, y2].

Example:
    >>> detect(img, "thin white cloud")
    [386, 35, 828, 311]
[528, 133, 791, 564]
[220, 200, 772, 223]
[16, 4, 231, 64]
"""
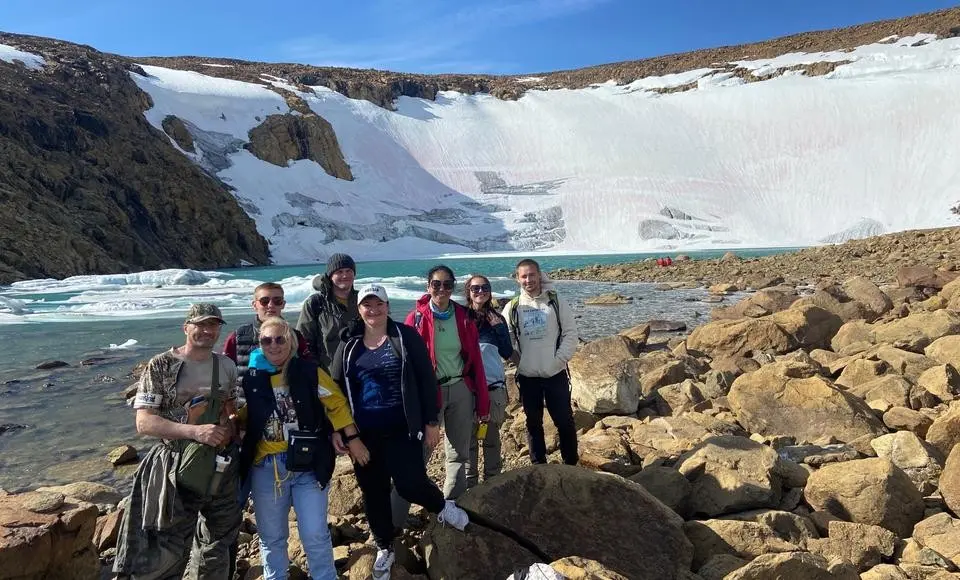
[273, 0, 614, 73]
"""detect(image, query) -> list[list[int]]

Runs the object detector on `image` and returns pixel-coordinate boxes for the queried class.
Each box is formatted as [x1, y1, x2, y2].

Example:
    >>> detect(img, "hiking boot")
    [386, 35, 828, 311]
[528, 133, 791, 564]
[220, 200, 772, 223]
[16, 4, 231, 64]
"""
[437, 499, 469, 531]
[373, 547, 395, 579]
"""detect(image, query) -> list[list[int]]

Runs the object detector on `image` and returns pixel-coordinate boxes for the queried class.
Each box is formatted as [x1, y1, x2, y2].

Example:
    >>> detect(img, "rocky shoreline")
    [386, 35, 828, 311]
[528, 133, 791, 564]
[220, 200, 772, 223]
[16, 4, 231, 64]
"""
[9, 254, 960, 578]
[552, 226, 960, 290]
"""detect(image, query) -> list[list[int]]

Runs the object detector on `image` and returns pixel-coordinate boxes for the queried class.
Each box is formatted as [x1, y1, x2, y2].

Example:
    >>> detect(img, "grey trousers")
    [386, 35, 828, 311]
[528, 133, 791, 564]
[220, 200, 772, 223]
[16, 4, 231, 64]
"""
[467, 386, 507, 487]
[391, 379, 475, 526]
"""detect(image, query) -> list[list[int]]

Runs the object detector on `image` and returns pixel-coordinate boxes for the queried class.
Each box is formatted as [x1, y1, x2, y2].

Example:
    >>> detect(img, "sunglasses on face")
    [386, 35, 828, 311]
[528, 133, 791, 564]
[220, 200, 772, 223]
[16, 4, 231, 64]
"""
[256, 296, 285, 307]
[469, 283, 491, 294]
[260, 335, 287, 346]
[430, 279, 455, 291]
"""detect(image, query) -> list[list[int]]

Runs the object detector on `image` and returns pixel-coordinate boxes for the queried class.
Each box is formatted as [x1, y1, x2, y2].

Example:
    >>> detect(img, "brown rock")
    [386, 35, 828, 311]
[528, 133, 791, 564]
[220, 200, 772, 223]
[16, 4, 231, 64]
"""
[807, 521, 895, 572]
[937, 444, 960, 518]
[918, 365, 960, 402]
[720, 509, 819, 549]
[568, 335, 642, 414]
[549, 556, 630, 579]
[327, 460, 363, 517]
[803, 458, 925, 537]
[697, 554, 749, 580]
[160, 115, 195, 152]
[911, 513, 960, 568]
[584, 292, 633, 305]
[93, 509, 122, 551]
[835, 359, 889, 390]
[683, 519, 798, 571]
[728, 361, 886, 444]
[869, 346, 939, 382]
[832, 321, 875, 354]
[926, 336, 960, 368]
[245, 113, 353, 179]
[860, 564, 910, 580]
[898, 266, 958, 290]
[618, 323, 650, 348]
[676, 436, 782, 517]
[627, 466, 691, 515]
[882, 407, 933, 437]
[842, 276, 894, 321]
[850, 375, 912, 409]
[723, 551, 859, 580]
[107, 445, 138, 466]
[925, 405, 960, 457]
[577, 428, 636, 476]
[35, 482, 122, 507]
[628, 416, 712, 458]
[422, 465, 692, 580]
[872, 311, 960, 353]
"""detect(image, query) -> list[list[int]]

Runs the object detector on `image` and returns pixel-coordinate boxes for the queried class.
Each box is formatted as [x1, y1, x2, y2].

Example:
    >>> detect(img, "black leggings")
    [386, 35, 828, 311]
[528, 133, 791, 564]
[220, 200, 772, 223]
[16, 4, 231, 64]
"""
[353, 431, 445, 548]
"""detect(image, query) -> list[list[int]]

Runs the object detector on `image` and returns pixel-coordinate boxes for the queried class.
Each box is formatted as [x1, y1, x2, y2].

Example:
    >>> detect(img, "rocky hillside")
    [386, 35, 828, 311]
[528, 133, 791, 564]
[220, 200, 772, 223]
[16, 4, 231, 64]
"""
[554, 226, 960, 290]
[136, 7, 960, 109]
[0, 33, 269, 285]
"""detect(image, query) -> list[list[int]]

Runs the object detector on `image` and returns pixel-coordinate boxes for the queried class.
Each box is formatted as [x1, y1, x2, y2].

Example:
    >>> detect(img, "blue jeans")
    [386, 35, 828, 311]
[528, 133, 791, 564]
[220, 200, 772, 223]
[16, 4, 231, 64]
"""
[250, 454, 336, 580]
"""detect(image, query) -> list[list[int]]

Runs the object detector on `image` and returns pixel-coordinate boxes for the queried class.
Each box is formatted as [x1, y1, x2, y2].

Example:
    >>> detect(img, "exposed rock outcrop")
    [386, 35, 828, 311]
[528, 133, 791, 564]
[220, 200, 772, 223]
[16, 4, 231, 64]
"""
[245, 113, 353, 180]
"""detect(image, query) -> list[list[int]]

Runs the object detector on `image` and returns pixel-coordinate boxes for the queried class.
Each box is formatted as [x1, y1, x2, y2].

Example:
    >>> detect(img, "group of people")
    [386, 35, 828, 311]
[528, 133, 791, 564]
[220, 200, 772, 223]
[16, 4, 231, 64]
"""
[112, 253, 580, 580]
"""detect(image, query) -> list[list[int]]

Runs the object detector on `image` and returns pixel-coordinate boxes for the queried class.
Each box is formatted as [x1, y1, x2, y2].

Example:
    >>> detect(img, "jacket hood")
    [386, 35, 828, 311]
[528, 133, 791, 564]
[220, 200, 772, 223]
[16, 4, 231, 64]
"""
[312, 274, 332, 293]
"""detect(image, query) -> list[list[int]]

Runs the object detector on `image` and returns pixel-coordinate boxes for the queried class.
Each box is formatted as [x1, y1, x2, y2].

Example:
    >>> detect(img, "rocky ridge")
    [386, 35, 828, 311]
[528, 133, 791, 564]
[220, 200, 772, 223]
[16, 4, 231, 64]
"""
[553, 226, 960, 291]
[0, 32, 270, 285]
[135, 8, 960, 109]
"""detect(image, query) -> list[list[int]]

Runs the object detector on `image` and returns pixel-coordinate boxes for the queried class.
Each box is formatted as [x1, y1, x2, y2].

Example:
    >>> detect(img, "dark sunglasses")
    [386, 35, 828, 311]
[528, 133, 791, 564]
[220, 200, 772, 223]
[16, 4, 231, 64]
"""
[430, 279, 455, 291]
[469, 283, 491, 294]
[256, 296, 285, 306]
[259, 335, 287, 346]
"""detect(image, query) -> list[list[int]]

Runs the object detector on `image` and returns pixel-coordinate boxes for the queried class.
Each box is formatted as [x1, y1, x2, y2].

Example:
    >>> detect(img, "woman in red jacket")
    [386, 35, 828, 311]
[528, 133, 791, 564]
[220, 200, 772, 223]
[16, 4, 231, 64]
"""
[405, 264, 490, 500]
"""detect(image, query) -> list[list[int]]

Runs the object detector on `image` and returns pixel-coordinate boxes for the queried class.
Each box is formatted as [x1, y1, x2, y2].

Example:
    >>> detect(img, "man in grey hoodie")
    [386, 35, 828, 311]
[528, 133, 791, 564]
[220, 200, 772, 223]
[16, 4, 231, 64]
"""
[296, 253, 360, 372]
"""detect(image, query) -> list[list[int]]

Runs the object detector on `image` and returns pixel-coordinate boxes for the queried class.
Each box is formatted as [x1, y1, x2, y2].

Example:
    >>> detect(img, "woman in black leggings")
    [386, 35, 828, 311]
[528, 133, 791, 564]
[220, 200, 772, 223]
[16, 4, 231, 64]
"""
[329, 283, 470, 580]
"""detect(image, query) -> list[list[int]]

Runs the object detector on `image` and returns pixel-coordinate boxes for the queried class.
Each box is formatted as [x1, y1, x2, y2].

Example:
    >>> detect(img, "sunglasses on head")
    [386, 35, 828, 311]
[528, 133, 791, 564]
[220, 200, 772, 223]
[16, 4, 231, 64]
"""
[469, 283, 491, 294]
[256, 296, 285, 307]
[430, 279, 455, 291]
[260, 335, 287, 346]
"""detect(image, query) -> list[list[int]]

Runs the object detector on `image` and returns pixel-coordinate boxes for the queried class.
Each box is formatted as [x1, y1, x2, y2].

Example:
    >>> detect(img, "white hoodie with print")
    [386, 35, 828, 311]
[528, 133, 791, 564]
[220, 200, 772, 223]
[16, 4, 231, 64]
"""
[502, 276, 578, 378]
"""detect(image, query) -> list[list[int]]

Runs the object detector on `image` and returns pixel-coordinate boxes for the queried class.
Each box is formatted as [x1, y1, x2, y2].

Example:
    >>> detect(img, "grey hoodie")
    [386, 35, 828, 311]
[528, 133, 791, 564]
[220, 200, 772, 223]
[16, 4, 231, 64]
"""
[295, 274, 359, 372]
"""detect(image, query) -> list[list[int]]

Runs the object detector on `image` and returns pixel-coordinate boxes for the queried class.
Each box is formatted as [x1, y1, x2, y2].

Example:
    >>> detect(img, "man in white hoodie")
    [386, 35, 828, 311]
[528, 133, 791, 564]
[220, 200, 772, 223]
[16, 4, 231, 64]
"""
[502, 258, 579, 465]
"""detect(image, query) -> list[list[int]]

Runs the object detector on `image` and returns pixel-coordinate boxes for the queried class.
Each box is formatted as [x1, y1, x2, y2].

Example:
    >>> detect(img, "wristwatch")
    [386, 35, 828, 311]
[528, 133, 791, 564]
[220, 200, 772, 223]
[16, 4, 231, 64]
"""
[342, 431, 361, 442]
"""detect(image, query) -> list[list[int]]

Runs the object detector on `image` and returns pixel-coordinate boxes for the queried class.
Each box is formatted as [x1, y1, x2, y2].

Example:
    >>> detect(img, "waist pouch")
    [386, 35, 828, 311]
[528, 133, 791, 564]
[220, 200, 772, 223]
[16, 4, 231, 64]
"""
[487, 381, 506, 391]
[286, 430, 325, 472]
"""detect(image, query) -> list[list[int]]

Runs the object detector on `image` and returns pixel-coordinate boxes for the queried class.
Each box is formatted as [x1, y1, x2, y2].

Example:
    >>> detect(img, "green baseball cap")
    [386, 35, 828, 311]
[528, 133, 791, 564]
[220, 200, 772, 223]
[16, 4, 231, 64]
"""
[185, 303, 225, 325]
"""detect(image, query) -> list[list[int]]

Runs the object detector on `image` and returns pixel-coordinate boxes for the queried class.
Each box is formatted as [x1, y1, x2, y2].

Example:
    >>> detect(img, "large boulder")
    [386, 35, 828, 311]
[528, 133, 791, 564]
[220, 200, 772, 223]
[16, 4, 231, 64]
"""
[628, 416, 712, 460]
[870, 431, 943, 493]
[897, 265, 958, 290]
[924, 403, 960, 457]
[728, 361, 886, 444]
[422, 465, 692, 580]
[842, 277, 893, 321]
[936, 443, 960, 517]
[549, 557, 630, 580]
[245, 113, 353, 179]
[711, 289, 799, 320]
[724, 552, 859, 580]
[803, 458, 925, 538]
[871, 310, 960, 353]
[0, 491, 100, 580]
[910, 513, 960, 569]
[568, 335, 642, 414]
[683, 519, 798, 571]
[767, 305, 844, 352]
[687, 318, 795, 359]
[676, 436, 783, 517]
[925, 335, 960, 368]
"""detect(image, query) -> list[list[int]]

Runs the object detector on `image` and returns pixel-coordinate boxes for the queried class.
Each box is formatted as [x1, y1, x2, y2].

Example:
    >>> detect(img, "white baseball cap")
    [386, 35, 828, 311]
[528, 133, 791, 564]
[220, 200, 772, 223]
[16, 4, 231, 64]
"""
[357, 283, 388, 303]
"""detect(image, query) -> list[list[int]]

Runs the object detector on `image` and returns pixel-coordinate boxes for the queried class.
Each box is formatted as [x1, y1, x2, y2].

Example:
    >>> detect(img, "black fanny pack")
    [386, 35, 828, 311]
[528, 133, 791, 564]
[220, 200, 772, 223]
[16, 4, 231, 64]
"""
[286, 430, 325, 472]
[488, 381, 506, 391]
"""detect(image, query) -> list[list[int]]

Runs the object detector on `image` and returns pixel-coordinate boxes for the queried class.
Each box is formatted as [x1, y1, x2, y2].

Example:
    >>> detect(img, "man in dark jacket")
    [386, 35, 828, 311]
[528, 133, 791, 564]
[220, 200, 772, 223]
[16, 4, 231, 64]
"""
[297, 253, 360, 372]
[222, 282, 310, 378]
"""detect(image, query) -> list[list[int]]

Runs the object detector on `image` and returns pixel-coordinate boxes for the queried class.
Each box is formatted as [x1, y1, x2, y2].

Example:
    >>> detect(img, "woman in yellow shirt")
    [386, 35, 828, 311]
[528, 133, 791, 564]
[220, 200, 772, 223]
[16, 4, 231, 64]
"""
[237, 317, 368, 580]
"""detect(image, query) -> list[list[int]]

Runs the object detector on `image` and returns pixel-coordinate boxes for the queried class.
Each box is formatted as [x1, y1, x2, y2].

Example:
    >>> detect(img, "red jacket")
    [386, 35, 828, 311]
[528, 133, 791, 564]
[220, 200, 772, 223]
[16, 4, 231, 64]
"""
[405, 296, 490, 418]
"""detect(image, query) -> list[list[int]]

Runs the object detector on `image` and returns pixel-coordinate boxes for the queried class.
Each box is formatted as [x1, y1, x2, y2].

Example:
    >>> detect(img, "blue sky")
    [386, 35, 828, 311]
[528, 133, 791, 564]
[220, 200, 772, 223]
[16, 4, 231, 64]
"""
[1, 0, 957, 74]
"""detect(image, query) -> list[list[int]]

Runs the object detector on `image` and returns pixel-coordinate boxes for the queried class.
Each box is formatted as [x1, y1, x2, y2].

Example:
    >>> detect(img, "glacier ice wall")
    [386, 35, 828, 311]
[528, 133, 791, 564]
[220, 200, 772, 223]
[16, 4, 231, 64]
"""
[132, 34, 960, 262]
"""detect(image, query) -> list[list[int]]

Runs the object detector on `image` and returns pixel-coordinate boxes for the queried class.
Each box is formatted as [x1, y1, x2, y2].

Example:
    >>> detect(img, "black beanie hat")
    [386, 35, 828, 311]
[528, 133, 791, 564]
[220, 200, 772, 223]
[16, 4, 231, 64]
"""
[326, 253, 356, 276]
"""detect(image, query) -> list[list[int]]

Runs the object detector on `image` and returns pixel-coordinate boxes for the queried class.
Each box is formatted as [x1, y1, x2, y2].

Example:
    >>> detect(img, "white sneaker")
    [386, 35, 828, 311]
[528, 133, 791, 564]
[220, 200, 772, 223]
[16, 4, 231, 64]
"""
[437, 500, 469, 531]
[373, 547, 395, 579]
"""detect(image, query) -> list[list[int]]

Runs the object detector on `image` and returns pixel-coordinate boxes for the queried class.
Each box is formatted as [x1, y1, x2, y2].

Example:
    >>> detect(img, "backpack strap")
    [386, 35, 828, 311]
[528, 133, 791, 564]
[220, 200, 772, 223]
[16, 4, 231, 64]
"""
[508, 296, 521, 350]
[547, 291, 563, 351]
